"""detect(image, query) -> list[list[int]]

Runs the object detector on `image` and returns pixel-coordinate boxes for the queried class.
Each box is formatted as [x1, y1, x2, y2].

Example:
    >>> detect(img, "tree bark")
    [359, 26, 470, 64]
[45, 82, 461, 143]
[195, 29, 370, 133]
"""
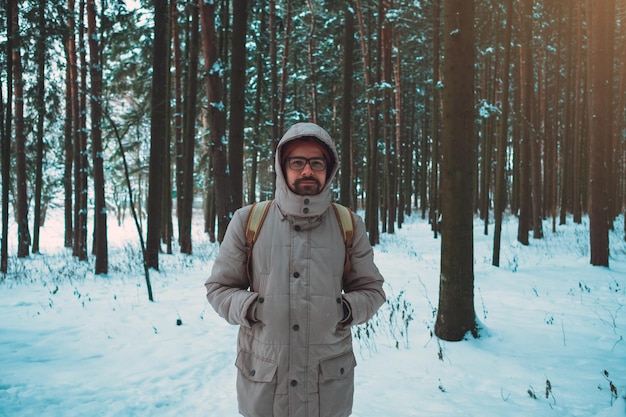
[420, 104, 429, 219]
[588, 0, 615, 267]
[355, 0, 379, 244]
[269, 0, 279, 158]
[63, 39, 74, 249]
[517, 0, 532, 246]
[74, 0, 88, 261]
[229, 0, 248, 212]
[179, 3, 199, 254]
[617, 14, 626, 238]
[393, 33, 404, 228]
[381, 0, 394, 234]
[248, 1, 267, 204]
[146, 0, 169, 269]
[87, 0, 108, 274]
[435, 0, 477, 342]
[430, 0, 441, 239]
[32, 0, 46, 254]
[161, 0, 174, 255]
[68, 0, 81, 258]
[173, 0, 184, 221]
[493, 0, 513, 267]
[305, 0, 318, 122]
[12, 0, 30, 258]
[199, 0, 230, 242]
[531, 27, 544, 241]
[572, 0, 584, 224]
[340, 2, 354, 208]
[559, 4, 575, 226]
[1, 0, 14, 272]
[277, 1, 291, 138]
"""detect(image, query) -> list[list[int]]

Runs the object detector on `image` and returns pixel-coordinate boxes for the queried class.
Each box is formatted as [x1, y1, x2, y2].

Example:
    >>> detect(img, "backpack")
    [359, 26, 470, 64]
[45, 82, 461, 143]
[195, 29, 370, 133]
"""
[244, 200, 355, 287]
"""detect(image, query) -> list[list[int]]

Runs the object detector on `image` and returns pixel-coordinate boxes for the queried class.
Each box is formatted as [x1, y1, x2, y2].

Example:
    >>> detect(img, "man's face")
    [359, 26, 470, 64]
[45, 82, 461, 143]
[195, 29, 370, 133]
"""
[284, 142, 328, 195]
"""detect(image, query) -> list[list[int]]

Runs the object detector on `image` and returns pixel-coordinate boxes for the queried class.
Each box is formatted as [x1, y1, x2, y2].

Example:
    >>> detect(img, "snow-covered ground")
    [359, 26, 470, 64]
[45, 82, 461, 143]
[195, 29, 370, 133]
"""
[1, 209, 624, 417]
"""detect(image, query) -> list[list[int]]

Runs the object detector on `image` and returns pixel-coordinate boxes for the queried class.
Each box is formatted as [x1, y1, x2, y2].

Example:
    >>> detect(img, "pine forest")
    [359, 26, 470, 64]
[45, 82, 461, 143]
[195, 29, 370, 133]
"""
[1, 0, 625, 310]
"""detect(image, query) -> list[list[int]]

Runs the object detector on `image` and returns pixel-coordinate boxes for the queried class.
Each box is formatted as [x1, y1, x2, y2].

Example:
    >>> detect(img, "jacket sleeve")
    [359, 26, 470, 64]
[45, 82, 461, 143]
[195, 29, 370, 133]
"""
[204, 207, 258, 328]
[342, 213, 386, 325]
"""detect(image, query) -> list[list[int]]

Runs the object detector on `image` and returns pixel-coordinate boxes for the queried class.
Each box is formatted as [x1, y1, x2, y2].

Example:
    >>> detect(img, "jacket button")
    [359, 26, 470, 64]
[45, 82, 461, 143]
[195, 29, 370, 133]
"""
[340, 367, 345, 375]
[294, 225, 301, 231]
[293, 272, 300, 278]
[292, 324, 299, 331]
[304, 198, 310, 205]
[336, 297, 341, 304]
[290, 380, 298, 387]
[303, 207, 309, 214]
[250, 369, 256, 377]
[258, 297, 264, 304]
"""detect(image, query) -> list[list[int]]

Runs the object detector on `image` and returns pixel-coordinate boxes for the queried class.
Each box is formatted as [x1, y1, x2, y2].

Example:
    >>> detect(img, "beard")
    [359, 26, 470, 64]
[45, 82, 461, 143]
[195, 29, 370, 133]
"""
[292, 177, 323, 195]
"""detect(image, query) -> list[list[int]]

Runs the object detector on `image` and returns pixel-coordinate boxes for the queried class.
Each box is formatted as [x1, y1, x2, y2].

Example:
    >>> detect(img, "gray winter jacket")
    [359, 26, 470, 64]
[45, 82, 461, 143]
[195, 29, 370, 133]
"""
[205, 122, 386, 417]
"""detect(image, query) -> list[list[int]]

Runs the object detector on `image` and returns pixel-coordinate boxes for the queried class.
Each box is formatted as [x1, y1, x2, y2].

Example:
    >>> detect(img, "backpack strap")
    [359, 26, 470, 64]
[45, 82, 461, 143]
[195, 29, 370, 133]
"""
[244, 200, 355, 288]
[244, 200, 273, 287]
[331, 203, 355, 277]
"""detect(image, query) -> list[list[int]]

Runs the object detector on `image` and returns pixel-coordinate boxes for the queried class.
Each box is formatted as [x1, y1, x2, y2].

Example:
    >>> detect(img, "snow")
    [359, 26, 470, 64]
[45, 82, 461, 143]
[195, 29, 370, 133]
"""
[0, 209, 625, 417]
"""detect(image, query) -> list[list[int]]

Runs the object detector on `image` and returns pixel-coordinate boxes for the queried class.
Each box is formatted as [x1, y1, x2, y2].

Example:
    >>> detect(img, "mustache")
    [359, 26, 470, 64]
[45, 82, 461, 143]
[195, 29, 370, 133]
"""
[295, 177, 322, 187]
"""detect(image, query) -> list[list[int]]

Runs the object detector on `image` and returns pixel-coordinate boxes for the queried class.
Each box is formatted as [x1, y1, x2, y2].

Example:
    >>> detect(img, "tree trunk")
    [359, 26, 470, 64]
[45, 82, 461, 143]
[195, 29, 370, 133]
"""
[393, 36, 404, 229]
[32, 0, 46, 254]
[229, 0, 248, 212]
[161, 0, 174, 255]
[269, 0, 279, 159]
[531, 23, 543, 241]
[559, 4, 575, 226]
[12, 0, 30, 258]
[617, 15, 626, 236]
[199, 0, 230, 242]
[493, 0, 513, 267]
[511, 53, 521, 216]
[68, 0, 81, 258]
[305, 0, 318, 123]
[87, 0, 108, 274]
[420, 98, 429, 219]
[1, 0, 14, 272]
[572, 0, 584, 224]
[611, 4, 625, 223]
[63, 41, 74, 249]
[546, 0, 561, 234]
[180, 3, 199, 254]
[173, 0, 184, 222]
[588, 0, 615, 267]
[430, 0, 441, 239]
[355, 0, 379, 244]
[146, 0, 169, 269]
[434, 0, 477, 342]
[517, 0, 532, 246]
[74, 0, 88, 261]
[340, 2, 354, 208]
[249, 1, 267, 204]
[202, 109, 216, 242]
[479, 54, 493, 237]
[277, 1, 291, 138]
[381, 0, 394, 235]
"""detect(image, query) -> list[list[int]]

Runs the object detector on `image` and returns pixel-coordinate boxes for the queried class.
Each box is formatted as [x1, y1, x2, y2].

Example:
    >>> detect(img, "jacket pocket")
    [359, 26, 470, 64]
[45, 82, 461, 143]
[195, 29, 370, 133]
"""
[318, 350, 357, 417]
[235, 350, 278, 417]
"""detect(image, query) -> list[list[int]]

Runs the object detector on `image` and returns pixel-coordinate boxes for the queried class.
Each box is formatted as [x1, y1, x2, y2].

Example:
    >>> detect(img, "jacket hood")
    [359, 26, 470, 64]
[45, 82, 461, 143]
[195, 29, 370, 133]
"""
[274, 122, 339, 217]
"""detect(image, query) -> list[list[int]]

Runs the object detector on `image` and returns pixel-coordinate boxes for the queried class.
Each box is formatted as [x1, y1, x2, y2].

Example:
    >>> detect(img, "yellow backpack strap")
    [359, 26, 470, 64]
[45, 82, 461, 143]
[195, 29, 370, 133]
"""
[244, 200, 273, 287]
[331, 203, 355, 277]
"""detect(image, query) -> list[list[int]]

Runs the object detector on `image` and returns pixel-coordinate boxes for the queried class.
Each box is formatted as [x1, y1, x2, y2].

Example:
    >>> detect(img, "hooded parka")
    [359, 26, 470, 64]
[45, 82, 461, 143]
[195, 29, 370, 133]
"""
[205, 122, 386, 417]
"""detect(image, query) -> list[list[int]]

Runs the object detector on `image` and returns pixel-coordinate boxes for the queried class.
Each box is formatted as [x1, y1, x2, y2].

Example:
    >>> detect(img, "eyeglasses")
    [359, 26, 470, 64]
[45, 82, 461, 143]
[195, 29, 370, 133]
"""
[286, 157, 327, 171]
